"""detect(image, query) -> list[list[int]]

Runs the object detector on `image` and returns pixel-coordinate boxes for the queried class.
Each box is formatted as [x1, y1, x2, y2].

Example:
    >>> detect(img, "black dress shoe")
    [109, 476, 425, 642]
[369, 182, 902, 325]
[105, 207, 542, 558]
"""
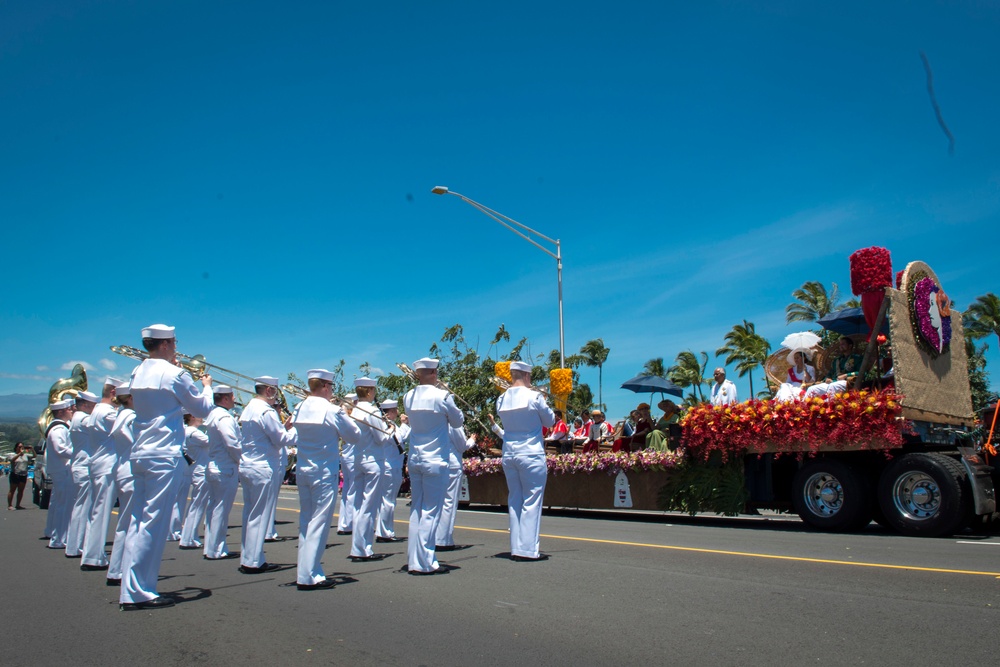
[336, 530, 352, 535]
[407, 566, 449, 576]
[239, 562, 281, 574]
[297, 579, 336, 591]
[64, 553, 82, 559]
[106, 578, 121, 587]
[348, 554, 386, 563]
[512, 554, 550, 562]
[80, 564, 109, 572]
[264, 536, 288, 543]
[120, 596, 175, 611]
[204, 552, 240, 560]
[178, 544, 202, 550]
[376, 536, 406, 543]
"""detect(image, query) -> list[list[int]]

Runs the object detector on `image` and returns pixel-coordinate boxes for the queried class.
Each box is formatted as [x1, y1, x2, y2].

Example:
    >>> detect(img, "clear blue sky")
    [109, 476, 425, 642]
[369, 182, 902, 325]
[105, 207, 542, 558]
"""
[2, 1, 997, 421]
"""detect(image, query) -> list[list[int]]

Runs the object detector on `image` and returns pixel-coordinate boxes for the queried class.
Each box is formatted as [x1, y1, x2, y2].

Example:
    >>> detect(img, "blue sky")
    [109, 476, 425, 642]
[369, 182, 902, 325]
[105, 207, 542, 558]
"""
[2, 1, 998, 421]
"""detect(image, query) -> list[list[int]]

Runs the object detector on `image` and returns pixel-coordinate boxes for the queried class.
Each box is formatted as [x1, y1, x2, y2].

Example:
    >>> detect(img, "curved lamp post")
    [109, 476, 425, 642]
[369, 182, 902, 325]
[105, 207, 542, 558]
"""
[431, 186, 565, 368]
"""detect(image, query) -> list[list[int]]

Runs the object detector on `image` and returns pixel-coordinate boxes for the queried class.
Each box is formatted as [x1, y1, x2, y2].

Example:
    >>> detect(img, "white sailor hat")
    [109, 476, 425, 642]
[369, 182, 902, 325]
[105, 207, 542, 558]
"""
[213, 385, 234, 395]
[510, 361, 532, 373]
[354, 377, 377, 388]
[116, 385, 132, 397]
[307, 369, 334, 382]
[141, 323, 175, 339]
[381, 400, 398, 410]
[253, 376, 280, 387]
[412, 357, 439, 370]
[104, 376, 122, 388]
[345, 393, 357, 401]
[50, 398, 74, 411]
[76, 391, 99, 403]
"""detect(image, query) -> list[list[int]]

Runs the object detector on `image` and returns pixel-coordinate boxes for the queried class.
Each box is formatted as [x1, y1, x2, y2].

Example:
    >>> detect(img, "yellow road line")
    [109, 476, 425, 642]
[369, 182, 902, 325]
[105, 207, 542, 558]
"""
[207, 502, 1000, 578]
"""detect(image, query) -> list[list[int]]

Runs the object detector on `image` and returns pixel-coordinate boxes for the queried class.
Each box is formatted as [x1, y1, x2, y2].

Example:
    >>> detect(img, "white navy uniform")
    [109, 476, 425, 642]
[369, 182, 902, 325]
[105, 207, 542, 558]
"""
[81, 401, 119, 567]
[336, 435, 358, 534]
[350, 401, 395, 558]
[436, 426, 471, 548]
[45, 419, 74, 549]
[497, 387, 555, 559]
[203, 405, 242, 559]
[710, 380, 738, 406]
[403, 385, 463, 573]
[179, 425, 210, 547]
[377, 421, 409, 539]
[66, 409, 93, 557]
[119, 359, 214, 605]
[169, 432, 196, 541]
[107, 407, 135, 582]
[238, 397, 297, 569]
[291, 396, 360, 585]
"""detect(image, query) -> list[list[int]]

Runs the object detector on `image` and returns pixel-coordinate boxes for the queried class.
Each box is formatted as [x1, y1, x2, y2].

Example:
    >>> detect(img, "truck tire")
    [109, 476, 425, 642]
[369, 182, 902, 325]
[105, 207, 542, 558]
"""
[793, 459, 872, 531]
[877, 453, 968, 537]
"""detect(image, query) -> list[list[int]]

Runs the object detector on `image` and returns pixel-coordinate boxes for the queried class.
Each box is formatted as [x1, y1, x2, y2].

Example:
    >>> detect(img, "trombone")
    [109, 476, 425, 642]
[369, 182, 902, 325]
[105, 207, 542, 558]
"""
[492, 375, 552, 399]
[396, 362, 490, 432]
[283, 382, 393, 435]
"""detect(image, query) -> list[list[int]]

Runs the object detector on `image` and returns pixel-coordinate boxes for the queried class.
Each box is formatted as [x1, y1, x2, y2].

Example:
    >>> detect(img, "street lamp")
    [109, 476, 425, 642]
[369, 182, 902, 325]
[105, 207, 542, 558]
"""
[431, 186, 566, 368]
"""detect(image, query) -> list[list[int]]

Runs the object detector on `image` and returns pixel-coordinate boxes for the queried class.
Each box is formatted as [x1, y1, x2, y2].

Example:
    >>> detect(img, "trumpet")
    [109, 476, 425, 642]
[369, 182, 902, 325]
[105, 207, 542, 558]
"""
[283, 382, 393, 435]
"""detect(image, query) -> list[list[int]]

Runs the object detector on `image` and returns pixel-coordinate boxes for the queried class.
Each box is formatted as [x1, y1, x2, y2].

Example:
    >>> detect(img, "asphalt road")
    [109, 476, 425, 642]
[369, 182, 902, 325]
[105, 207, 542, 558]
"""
[4, 489, 1000, 666]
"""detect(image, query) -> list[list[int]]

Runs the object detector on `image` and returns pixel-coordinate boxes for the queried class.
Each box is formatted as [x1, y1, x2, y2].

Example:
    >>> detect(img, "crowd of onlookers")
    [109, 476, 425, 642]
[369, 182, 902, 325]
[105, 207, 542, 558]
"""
[542, 399, 684, 455]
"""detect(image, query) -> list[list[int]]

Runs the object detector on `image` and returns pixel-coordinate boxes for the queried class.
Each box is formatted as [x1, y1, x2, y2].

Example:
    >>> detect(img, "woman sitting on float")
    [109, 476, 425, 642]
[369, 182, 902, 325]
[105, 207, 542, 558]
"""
[773, 349, 816, 403]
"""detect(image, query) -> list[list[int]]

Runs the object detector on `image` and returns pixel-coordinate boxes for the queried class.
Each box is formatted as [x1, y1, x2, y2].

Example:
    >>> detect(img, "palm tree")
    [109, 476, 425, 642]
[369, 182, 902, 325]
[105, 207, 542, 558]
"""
[640, 357, 667, 378]
[716, 320, 771, 397]
[668, 350, 709, 402]
[785, 281, 845, 324]
[964, 293, 1000, 345]
[579, 339, 611, 409]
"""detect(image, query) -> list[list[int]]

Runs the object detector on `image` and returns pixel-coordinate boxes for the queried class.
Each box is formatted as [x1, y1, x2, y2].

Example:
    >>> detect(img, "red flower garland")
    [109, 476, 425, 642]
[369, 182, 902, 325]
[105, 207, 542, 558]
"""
[679, 390, 904, 461]
[849, 246, 892, 295]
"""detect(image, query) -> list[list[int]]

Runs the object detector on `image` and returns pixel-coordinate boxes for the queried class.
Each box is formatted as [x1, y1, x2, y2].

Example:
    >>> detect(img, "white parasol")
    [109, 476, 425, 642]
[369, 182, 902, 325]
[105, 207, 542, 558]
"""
[781, 331, 822, 352]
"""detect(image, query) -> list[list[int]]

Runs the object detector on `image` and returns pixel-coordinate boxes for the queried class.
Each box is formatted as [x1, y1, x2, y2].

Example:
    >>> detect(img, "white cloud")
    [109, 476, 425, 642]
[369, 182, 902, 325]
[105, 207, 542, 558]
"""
[0, 372, 49, 381]
[60, 361, 95, 371]
[98, 358, 118, 370]
[35, 365, 49, 372]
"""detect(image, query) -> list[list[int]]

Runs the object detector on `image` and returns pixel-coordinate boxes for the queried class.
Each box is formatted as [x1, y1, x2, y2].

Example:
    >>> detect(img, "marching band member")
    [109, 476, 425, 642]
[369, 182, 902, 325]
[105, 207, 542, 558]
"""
[435, 425, 472, 551]
[336, 392, 359, 536]
[80, 377, 122, 571]
[65, 390, 98, 559]
[497, 360, 555, 562]
[291, 369, 361, 590]
[238, 376, 297, 574]
[44, 398, 75, 550]
[376, 400, 408, 543]
[178, 413, 210, 549]
[403, 358, 463, 575]
[106, 384, 135, 586]
[203, 385, 242, 560]
[349, 378, 395, 562]
[119, 324, 214, 611]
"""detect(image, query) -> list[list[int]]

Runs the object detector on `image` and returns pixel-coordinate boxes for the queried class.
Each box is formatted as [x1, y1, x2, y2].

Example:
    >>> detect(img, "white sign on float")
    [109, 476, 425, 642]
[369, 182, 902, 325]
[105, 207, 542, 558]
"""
[613, 471, 633, 508]
[459, 474, 470, 502]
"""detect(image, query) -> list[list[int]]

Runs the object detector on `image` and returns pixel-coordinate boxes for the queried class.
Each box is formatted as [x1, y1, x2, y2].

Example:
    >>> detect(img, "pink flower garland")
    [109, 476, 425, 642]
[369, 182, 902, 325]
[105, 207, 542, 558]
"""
[912, 276, 951, 354]
[462, 450, 681, 477]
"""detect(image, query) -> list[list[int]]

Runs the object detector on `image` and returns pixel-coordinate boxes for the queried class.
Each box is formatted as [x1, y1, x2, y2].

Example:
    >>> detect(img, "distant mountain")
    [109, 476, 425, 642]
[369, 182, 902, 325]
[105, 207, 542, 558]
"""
[0, 394, 47, 420]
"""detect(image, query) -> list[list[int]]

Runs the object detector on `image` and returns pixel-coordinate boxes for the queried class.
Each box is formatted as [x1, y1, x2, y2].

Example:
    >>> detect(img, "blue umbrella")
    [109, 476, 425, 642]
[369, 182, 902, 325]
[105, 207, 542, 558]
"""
[817, 307, 889, 337]
[620, 374, 684, 398]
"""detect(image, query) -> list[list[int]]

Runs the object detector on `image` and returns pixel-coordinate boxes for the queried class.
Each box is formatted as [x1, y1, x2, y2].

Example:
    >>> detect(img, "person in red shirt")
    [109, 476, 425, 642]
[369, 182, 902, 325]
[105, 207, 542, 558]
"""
[546, 410, 570, 454]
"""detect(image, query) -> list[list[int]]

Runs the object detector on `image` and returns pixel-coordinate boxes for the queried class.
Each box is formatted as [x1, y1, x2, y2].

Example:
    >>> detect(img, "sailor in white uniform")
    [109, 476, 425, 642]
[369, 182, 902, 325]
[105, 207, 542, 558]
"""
[376, 401, 408, 542]
[403, 358, 464, 575]
[80, 377, 121, 571]
[238, 375, 297, 574]
[119, 324, 214, 611]
[168, 414, 198, 541]
[291, 369, 361, 589]
[436, 425, 472, 550]
[106, 385, 135, 586]
[709, 368, 738, 406]
[336, 393, 359, 536]
[349, 378, 395, 561]
[44, 398, 75, 550]
[65, 390, 98, 559]
[203, 385, 242, 560]
[497, 360, 555, 562]
[179, 414, 210, 548]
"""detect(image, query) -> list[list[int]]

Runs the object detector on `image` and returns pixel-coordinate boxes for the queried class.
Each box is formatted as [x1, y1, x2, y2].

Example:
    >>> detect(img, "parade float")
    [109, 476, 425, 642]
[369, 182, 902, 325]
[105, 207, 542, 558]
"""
[463, 250, 997, 537]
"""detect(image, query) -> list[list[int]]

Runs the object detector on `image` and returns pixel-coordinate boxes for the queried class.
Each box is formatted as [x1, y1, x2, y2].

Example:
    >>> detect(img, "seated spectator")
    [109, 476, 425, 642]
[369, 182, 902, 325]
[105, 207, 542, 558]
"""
[569, 416, 588, 449]
[582, 411, 611, 453]
[546, 409, 571, 454]
[806, 337, 863, 398]
[646, 400, 681, 451]
[613, 404, 654, 452]
[774, 349, 815, 403]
